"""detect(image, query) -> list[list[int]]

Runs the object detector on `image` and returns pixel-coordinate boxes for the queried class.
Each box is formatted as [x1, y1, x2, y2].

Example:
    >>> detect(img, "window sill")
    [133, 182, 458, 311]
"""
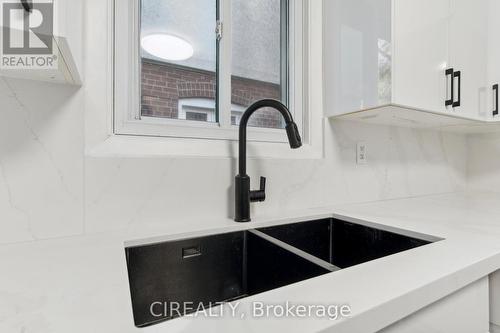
[85, 134, 323, 160]
[115, 117, 295, 144]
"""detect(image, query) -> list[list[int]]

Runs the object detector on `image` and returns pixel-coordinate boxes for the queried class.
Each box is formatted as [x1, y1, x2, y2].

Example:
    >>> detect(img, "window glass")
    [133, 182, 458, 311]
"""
[186, 111, 209, 122]
[231, 0, 288, 129]
[139, 0, 289, 129]
[140, 0, 217, 122]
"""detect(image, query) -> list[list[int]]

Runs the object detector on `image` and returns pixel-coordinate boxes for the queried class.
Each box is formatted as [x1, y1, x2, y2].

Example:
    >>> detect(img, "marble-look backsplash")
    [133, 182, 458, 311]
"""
[468, 133, 500, 192]
[0, 78, 84, 244]
[83, 121, 466, 235]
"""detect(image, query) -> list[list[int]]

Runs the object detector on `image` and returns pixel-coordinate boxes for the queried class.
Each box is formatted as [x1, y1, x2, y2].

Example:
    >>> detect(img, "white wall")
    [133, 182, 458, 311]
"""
[0, 0, 467, 246]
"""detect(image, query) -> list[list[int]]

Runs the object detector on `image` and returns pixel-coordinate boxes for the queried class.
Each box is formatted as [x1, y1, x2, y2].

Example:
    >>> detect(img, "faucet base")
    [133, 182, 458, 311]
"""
[235, 174, 251, 222]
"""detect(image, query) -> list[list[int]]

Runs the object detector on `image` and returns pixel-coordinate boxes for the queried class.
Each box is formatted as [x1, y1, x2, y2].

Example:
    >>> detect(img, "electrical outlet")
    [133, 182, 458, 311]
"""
[357, 142, 367, 164]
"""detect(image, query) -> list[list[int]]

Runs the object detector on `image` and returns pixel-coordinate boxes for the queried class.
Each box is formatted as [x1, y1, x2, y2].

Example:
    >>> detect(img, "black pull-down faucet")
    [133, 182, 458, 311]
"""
[234, 99, 302, 222]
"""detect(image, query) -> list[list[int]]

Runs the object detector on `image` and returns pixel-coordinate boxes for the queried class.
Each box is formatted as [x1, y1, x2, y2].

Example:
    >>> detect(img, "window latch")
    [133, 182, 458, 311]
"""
[216, 21, 223, 41]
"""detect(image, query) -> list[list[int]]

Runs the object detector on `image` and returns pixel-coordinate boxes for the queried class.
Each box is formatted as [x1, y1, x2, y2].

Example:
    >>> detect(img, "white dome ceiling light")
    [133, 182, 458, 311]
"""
[141, 34, 194, 61]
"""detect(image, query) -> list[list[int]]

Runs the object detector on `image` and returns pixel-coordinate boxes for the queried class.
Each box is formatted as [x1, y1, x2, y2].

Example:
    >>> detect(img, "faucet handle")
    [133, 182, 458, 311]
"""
[250, 177, 266, 202]
[259, 177, 266, 192]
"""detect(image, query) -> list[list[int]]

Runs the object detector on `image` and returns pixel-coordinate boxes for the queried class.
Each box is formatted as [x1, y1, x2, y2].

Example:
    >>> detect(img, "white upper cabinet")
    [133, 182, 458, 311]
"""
[392, 0, 449, 114]
[324, 0, 392, 116]
[448, 0, 488, 119]
[324, 0, 489, 121]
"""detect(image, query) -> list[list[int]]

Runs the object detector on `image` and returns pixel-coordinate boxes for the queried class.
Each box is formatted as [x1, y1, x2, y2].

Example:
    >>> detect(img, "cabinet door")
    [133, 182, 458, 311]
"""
[392, 0, 450, 114]
[323, 0, 392, 116]
[449, 0, 488, 119]
[487, 0, 500, 119]
[491, 272, 500, 327]
[380, 278, 489, 333]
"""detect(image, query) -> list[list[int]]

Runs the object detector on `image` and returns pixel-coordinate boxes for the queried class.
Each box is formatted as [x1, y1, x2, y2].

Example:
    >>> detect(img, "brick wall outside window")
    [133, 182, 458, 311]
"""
[141, 60, 284, 128]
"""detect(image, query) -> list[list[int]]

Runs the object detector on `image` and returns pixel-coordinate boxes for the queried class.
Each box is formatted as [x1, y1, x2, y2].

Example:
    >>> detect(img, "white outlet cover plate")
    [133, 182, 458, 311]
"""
[357, 142, 367, 164]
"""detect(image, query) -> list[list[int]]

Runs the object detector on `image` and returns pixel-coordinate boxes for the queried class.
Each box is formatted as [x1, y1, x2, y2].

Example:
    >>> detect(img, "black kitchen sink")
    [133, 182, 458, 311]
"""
[258, 218, 434, 269]
[125, 230, 329, 327]
[125, 218, 436, 327]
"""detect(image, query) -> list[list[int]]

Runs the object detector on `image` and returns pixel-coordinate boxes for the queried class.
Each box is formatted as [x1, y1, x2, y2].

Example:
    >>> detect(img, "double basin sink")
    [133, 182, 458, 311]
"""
[125, 218, 437, 327]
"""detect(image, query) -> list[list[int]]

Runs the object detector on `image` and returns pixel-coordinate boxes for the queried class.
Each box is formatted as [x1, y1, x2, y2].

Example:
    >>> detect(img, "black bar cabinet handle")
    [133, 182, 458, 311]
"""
[445, 68, 454, 107]
[452, 71, 461, 108]
[494, 84, 499, 117]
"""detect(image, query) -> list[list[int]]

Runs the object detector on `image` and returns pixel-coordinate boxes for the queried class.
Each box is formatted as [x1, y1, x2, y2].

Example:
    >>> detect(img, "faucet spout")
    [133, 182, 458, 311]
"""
[235, 99, 302, 222]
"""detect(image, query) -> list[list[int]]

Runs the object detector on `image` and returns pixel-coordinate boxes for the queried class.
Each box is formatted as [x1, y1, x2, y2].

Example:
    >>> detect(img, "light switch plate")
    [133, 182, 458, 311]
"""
[357, 142, 367, 165]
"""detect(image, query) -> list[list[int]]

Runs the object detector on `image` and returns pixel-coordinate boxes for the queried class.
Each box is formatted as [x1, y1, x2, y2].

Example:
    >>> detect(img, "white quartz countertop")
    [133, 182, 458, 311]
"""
[3, 191, 500, 332]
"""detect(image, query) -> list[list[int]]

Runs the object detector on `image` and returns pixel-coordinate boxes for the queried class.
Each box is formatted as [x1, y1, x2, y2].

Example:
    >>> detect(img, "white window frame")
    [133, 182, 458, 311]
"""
[114, 0, 306, 144]
[102, 0, 323, 160]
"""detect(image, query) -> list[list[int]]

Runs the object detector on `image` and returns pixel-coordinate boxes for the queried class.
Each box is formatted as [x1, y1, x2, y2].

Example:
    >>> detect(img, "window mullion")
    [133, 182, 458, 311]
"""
[289, 0, 305, 138]
[281, 0, 290, 108]
[217, 0, 232, 128]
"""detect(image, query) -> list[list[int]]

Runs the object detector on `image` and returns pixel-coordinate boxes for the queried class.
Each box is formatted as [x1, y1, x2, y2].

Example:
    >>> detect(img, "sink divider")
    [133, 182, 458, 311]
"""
[249, 229, 341, 272]
[242, 231, 248, 296]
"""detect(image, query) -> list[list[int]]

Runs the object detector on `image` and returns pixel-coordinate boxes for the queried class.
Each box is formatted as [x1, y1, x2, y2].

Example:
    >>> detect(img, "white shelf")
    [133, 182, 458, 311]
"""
[0, 35, 81, 86]
[329, 104, 500, 133]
